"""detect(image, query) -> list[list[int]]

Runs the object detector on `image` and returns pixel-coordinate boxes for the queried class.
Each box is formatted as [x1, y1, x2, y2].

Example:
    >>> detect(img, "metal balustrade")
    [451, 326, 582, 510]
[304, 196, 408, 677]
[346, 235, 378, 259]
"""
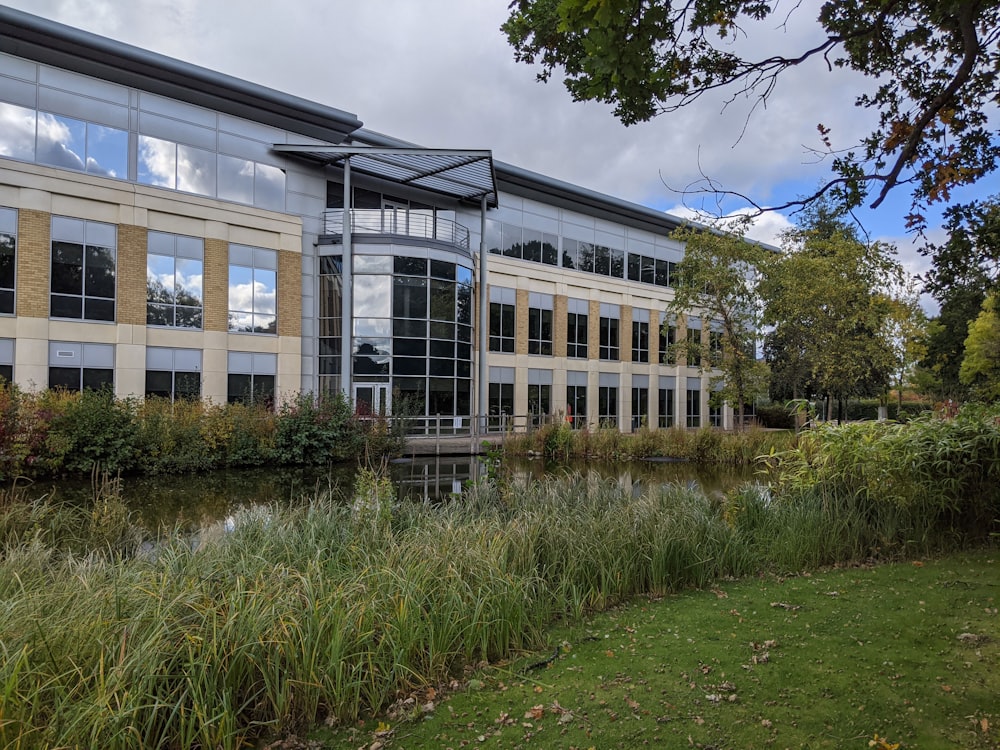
[324, 209, 470, 249]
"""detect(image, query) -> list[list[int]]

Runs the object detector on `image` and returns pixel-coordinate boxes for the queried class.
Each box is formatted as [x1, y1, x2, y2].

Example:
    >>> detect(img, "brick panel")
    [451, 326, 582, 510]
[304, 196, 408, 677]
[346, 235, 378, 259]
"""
[588, 299, 600, 360]
[204, 238, 229, 332]
[117, 224, 147, 326]
[553, 294, 567, 358]
[515, 289, 529, 356]
[277, 249, 302, 338]
[16, 209, 50, 318]
[621, 305, 633, 363]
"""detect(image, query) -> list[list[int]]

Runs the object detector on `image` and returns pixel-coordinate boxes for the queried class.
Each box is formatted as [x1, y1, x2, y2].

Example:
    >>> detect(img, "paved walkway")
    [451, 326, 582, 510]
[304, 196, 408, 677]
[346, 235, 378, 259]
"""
[404, 433, 505, 457]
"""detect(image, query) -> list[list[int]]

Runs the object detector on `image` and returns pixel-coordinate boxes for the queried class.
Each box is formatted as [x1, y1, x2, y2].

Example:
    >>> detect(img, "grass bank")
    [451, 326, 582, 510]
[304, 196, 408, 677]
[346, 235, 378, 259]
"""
[326, 550, 998, 749]
[1, 408, 998, 748]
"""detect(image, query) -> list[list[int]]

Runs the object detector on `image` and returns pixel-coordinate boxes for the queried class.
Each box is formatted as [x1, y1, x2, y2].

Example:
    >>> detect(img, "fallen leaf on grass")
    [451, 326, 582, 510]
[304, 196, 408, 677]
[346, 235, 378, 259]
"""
[525, 705, 544, 720]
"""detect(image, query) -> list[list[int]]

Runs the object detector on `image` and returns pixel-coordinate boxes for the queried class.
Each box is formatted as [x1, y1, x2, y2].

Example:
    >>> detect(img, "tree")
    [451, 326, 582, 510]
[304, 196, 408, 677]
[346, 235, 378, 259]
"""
[503, 1, 1000, 225]
[760, 209, 904, 419]
[960, 292, 1000, 400]
[916, 195, 1000, 400]
[666, 222, 769, 427]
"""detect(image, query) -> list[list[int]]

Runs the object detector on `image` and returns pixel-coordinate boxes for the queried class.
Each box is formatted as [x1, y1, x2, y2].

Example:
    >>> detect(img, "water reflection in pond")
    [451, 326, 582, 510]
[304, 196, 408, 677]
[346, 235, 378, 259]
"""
[22, 457, 757, 535]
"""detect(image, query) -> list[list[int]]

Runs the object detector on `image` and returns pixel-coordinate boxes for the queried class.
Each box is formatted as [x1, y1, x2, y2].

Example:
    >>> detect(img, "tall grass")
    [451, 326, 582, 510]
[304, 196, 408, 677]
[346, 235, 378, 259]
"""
[505, 422, 795, 464]
[2, 406, 997, 748]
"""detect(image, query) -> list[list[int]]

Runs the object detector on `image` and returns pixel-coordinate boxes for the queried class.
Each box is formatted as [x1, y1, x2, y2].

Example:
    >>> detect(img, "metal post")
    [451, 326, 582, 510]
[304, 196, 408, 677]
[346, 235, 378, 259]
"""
[341, 158, 352, 399]
[477, 194, 488, 438]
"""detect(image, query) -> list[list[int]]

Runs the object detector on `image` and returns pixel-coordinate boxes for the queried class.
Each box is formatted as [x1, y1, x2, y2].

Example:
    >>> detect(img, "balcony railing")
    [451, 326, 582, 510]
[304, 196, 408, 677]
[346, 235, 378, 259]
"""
[324, 208, 470, 249]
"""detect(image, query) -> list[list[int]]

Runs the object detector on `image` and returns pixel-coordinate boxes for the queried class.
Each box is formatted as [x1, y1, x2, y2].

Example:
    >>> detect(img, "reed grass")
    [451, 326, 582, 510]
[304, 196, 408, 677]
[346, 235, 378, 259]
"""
[504, 422, 795, 463]
[1, 406, 997, 748]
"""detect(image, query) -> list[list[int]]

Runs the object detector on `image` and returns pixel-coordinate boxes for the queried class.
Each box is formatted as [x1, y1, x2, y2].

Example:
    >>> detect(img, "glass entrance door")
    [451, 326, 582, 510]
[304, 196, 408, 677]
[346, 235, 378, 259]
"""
[382, 200, 408, 235]
[354, 383, 390, 416]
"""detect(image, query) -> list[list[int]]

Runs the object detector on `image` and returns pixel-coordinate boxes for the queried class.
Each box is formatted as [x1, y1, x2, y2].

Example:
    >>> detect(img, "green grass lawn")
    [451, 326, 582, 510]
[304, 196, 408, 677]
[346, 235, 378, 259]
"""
[317, 550, 999, 750]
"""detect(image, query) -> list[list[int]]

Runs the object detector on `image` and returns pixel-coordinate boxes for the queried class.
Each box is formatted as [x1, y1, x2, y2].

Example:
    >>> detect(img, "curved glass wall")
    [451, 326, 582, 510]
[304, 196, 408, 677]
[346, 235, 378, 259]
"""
[319, 251, 474, 417]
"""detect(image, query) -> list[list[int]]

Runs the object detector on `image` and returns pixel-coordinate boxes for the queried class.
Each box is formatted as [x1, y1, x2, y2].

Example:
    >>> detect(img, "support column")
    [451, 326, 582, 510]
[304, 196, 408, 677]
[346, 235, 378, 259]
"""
[477, 194, 488, 436]
[340, 158, 353, 398]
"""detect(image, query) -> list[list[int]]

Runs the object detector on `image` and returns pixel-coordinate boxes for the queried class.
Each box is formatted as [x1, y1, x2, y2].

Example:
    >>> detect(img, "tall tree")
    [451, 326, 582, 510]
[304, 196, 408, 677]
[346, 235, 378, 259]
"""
[666, 223, 769, 427]
[916, 195, 1000, 399]
[504, 1, 1000, 225]
[761, 211, 904, 418]
[960, 292, 1000, 400]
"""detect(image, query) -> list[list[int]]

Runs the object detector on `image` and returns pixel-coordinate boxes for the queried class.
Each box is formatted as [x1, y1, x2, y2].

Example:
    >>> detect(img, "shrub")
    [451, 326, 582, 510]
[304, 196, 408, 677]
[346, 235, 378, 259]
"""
[273, 391, 360, 465]
[47, 388, 138, 474]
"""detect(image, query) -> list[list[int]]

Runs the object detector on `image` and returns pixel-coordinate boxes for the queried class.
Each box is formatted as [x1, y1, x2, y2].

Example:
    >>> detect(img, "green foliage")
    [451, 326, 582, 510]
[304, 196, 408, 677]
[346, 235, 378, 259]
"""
[46, 388, 138, 474]
[667, 224, 769, 427]
[960, 292, 1000, 400]
[273, 391, 360, 465]
[761, 206, 907, 407]
[504, 1, 1000, 221]
[0, 383, 400, 479]
[503, 424, 794, 465]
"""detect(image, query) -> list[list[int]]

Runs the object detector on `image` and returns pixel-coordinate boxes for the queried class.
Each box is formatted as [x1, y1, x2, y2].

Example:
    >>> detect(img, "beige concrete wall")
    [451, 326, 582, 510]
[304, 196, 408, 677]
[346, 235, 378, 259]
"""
[0, 161, 303, 401]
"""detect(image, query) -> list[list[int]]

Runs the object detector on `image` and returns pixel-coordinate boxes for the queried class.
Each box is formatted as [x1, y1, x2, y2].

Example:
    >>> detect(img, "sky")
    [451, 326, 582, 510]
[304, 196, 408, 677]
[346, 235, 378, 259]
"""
[5, 0, 997, 293]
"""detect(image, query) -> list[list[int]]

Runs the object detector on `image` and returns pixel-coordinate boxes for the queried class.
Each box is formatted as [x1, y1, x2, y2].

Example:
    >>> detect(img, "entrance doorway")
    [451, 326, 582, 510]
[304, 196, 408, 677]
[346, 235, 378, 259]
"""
[353, 383, 390, 416]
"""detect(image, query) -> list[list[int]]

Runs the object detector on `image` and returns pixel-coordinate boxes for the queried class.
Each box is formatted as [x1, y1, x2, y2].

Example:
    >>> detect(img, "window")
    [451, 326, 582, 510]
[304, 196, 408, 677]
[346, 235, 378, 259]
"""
[658, 376, 675, 428]
[709, 329, 724, 366]
[488, 366, 514, 430]
[566, 299, 589, 358]
[528, 369, 552, 423]
[0, 339, 13, 383]
[686, 324, 702, 367]
[146, 232, 204, 328]
[710, 398, 723, 428]
[138, 135, 216, 197]
[598, 373, 619, 429]
[227, 351, 276, 406]
[599, 303, 620, 361]
[0, 207, 15, 315]
[38, 113, 128, 178]
[686, 378, 702, 428]
[632, 309, 649, 363]
[228, 245, 277, 333]
[659, 317, 676, 365]
[145, 347, 201, 401]
[527, 292, 553, 355]
[489, 287, 515, 353]
[50, 216, 116, 321]
[566, 370, 587, 429]
[631, 375, 649, 430]
[48, 342, 113, 392]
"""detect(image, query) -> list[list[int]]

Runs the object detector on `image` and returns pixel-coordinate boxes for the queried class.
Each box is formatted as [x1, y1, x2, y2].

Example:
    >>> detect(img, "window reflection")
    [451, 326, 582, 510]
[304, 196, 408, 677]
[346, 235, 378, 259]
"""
[138, 135, 177, 188]
[0, 103, 36, 161]
[34, 113, 128, 179]
[36, 112, 86, 171]
[353, 275, 391, 318]
[228, 256, 277, 334]
[255, 163, 286, 210]
[177, 144, 216, 197]
[218, 154, 254, 204]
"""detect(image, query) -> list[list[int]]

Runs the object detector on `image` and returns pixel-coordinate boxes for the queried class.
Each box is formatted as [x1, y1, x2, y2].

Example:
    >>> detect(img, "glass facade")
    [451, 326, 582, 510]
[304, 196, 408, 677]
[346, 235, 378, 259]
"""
[321, 251, 474, 418]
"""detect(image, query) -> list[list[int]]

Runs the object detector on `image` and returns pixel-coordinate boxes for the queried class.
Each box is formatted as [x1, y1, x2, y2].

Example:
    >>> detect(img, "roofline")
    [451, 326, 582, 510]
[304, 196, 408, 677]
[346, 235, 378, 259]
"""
[0, 5, 363, 144]
[356, 128, 690, 236]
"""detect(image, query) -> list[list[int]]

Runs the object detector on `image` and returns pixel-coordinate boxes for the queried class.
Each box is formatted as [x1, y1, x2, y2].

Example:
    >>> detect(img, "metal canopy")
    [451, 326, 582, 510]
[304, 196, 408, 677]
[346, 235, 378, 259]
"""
[273, 145, 498, 207]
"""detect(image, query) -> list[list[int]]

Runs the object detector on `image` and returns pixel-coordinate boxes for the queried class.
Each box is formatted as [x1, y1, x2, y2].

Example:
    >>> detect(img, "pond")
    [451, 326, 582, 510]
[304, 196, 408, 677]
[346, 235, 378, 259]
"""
[18, 456, 758, 535]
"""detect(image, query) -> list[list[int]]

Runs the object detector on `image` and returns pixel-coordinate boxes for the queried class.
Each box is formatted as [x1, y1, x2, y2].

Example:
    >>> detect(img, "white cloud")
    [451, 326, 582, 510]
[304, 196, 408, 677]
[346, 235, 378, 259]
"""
[666, 205, 794, 247]
[1, 0, 973, 241]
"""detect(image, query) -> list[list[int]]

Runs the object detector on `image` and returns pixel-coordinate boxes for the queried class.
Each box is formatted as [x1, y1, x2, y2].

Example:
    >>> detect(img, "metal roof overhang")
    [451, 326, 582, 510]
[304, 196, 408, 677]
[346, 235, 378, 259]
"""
[273, 145, 498, 208]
